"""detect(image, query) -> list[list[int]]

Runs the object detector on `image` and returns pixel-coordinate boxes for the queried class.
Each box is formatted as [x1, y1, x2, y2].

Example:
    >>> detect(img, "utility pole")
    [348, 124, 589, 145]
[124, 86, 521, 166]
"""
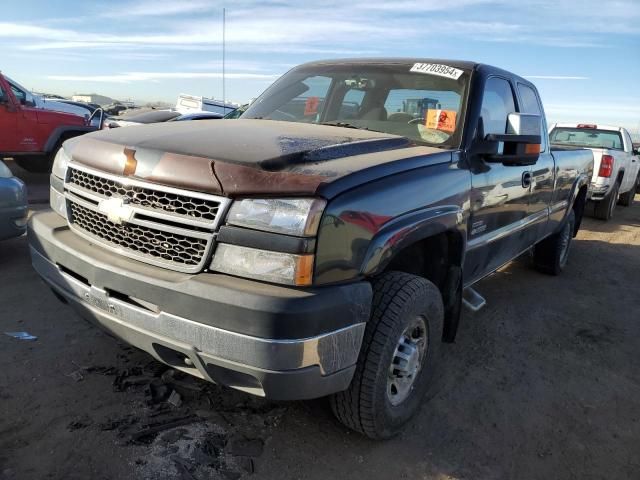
[222, 7, 226, 113]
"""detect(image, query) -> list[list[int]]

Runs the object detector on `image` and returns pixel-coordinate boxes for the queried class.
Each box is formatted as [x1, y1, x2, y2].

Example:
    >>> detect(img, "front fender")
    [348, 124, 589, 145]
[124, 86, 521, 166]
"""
[44, 126, 97, 153]
[361, 206, 465, 277]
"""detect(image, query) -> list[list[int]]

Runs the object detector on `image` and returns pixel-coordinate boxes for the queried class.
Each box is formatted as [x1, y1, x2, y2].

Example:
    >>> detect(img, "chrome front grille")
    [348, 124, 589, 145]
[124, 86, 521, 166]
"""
[70, 203, 208, 267]
[68, 168, 221, 223]
[64, 164, 231, 273]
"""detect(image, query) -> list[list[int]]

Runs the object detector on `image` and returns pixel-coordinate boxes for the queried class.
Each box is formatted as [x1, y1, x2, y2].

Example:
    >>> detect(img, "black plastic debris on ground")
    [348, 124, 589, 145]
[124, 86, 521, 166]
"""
[74, 356, 280, 477]
[126, 415, 198, 445]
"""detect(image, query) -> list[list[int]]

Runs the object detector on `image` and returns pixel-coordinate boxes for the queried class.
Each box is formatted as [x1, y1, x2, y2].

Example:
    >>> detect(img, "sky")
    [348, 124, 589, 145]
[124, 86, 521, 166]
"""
[1, 0, 639, 134]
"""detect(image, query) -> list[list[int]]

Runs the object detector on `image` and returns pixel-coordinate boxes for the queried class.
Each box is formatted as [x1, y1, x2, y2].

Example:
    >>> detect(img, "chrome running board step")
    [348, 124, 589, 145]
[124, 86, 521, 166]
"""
[462, 287, 486, 312]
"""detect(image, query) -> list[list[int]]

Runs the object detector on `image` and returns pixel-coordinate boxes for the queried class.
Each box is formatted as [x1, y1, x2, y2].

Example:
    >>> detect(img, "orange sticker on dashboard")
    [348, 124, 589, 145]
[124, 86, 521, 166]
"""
[304, 96, 320, 116]
[425, 109, 457, 133]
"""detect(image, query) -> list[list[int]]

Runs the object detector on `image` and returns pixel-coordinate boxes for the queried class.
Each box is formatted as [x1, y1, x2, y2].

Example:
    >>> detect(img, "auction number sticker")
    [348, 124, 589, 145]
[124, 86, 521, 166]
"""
[410, 63, 464, 80]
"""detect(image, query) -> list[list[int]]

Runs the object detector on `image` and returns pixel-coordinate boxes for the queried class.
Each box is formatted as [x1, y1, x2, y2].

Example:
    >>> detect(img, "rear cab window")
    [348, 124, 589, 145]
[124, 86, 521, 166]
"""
[550, 127, 624, 150]
[517, 83, 548, 152]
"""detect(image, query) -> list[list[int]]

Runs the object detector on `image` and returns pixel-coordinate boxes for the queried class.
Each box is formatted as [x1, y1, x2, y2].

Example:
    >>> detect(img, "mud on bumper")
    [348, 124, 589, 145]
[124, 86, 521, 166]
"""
[28, 210, 371, 400]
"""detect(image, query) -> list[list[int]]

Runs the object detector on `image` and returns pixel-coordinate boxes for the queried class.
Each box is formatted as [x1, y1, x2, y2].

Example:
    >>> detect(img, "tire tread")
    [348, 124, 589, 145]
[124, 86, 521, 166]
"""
[330, 271, 442, 438]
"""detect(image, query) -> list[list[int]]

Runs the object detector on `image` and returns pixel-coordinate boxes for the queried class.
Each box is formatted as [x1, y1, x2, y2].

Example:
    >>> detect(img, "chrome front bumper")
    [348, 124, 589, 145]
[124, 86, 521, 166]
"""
[29, 210, 370, 400]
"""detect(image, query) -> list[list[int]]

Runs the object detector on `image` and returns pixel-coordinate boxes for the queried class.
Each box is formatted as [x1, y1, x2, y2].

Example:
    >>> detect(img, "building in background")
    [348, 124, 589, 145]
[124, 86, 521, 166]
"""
[71, 93, 114, 105]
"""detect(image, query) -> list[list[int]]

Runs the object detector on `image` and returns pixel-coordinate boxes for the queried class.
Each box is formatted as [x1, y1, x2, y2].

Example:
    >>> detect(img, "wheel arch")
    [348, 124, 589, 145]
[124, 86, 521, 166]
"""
[44, 126, 96, 153]
[360, 206, 466, 342]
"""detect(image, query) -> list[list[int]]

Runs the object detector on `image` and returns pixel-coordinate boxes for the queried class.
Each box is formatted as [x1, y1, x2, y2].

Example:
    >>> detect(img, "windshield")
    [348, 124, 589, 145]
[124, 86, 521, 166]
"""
[550, 127, 623, 150]
[242, 62, 470, 148]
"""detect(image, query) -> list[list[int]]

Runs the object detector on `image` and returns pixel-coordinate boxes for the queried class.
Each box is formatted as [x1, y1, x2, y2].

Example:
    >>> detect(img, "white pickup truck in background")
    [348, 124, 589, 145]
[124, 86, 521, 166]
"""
[550, 123, 640, 220]
[175, 93, 239, 116]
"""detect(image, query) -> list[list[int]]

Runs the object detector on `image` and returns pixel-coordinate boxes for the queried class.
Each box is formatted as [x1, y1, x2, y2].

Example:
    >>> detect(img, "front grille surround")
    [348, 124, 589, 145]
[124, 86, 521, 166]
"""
[68, 168, 221, 224]
[63, 163, 231, 273]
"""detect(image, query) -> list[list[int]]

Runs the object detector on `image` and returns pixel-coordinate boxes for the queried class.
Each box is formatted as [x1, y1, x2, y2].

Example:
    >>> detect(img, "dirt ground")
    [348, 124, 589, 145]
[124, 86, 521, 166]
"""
[1, 163, 639, 480]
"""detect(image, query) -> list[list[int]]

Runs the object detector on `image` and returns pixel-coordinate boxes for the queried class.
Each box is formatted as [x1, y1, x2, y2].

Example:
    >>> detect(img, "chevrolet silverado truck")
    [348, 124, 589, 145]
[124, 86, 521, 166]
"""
[0, 72, 101, 173]
[550, 123, 640, 219]
[28, 59, 593, 439]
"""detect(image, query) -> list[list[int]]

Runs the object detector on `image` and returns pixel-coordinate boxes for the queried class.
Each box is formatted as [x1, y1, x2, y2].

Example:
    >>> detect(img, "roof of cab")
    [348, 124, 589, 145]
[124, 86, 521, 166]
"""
[300, 58, 479, 71]
[296, 58, 532, 86]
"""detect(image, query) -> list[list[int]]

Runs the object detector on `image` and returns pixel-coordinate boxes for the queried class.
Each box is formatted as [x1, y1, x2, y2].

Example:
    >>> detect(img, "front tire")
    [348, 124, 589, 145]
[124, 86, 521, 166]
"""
[330, 272, 444, 439]
[534, 210, 575, 275]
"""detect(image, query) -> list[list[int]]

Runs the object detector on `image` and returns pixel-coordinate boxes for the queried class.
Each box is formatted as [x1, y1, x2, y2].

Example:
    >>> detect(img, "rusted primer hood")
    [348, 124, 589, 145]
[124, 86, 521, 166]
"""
[66, 119, 446, 196]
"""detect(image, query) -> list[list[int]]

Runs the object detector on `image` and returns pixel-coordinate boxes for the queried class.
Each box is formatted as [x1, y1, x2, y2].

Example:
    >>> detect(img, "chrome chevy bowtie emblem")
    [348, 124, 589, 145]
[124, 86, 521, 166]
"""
[98, 197, 134, 225]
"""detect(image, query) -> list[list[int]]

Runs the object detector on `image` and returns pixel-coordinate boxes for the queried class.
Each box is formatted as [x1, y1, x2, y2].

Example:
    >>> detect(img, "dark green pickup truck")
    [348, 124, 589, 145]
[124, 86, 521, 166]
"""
[29, 59, 593, 438]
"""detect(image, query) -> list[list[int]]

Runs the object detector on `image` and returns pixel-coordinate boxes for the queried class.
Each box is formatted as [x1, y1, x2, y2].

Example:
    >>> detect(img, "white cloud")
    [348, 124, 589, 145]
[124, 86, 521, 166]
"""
[47, 71, 281, 84]
[99, 0, 213, 18]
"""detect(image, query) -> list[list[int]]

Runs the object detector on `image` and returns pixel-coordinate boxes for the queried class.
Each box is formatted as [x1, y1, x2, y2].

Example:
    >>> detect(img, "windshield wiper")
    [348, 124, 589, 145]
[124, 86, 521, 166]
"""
[319, 121, 372, 131]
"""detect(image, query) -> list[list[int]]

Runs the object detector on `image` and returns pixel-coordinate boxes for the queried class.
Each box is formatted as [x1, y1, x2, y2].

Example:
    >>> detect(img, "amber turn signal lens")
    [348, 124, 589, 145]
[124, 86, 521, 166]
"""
[525, 144, 541, 155]
[294, 255, 315, 286]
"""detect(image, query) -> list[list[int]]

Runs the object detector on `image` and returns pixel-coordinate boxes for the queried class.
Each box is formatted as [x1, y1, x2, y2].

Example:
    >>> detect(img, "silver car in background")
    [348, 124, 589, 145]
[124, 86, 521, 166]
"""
[0, 160, 28, 240]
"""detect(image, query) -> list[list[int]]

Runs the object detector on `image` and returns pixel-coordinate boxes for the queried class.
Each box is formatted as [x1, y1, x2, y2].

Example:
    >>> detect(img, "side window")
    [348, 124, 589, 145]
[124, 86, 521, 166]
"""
[517, 83, 547, 152]
[480, 77, 516, 136]
[338, 89, 365, 119]
[9, 82, 26, 105]
[623, 130, 633, 153]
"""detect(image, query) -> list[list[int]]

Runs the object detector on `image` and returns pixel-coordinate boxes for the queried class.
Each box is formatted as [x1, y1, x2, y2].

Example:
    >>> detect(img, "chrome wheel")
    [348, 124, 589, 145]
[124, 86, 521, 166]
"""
[387, 316, 428, 406]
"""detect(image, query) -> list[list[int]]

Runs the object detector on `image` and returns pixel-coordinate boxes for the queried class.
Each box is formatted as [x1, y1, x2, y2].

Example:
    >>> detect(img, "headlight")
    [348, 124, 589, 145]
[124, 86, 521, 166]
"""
[211, 244, 314, 286]
[227, 198, 326, 237]
[52, 148, 71, 180]
[0, 161, 13, 178]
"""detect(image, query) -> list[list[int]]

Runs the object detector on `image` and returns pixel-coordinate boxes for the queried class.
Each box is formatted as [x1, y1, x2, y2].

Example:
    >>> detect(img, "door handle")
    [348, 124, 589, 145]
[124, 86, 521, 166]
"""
[522, 171, 532, 188]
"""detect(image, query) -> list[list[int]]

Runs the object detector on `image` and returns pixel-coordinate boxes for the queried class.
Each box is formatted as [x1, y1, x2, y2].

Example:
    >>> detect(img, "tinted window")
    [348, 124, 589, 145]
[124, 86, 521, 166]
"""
[517, 84, 541, 114]
[518, 83, 547, 151]
[550, 128, 624, 150]
[481, 77, 516, 135]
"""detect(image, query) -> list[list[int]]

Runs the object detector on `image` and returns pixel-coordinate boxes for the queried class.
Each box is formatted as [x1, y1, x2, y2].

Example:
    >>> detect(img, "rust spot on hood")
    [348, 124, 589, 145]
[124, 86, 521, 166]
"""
[123, 148, 137, 176]
[213, 161, 327, 196]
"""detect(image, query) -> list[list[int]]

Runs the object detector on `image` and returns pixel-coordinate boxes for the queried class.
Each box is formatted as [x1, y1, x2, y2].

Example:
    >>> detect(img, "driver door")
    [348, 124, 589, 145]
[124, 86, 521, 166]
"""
[0, 81, 19, 152]
[464, 77, 533, 285]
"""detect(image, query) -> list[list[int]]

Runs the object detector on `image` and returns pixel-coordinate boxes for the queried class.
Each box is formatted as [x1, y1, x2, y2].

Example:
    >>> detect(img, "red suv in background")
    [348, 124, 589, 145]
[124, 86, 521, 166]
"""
[0, 72, 99, 173]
